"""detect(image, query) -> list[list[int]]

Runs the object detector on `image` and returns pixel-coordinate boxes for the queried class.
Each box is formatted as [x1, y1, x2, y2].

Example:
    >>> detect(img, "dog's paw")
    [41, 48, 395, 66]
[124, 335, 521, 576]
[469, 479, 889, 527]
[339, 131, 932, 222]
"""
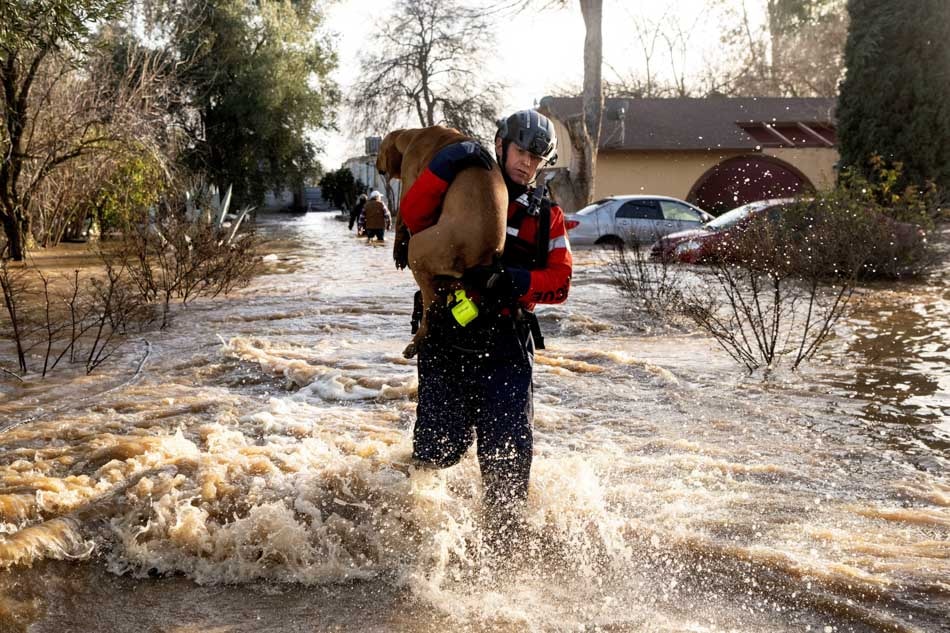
[402, 342, 418, 359]
[393, 240, 409, 270]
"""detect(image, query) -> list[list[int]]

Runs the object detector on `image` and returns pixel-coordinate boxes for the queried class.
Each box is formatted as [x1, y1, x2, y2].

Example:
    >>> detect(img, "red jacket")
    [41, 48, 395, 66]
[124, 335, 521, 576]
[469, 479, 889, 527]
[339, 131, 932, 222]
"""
[502, 192, 572, 310]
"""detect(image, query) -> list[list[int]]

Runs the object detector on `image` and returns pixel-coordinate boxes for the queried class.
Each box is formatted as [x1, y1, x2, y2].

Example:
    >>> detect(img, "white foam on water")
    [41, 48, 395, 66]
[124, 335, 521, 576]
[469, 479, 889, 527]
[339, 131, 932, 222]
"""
[223, 336, 417, 401]
[4, 214, 949, 632]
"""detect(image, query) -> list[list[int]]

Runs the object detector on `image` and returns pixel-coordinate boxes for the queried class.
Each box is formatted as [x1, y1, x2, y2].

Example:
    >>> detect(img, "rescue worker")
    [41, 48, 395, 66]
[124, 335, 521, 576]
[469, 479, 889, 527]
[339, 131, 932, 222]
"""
[397, 110, 572, 539]
[360, 190, 391, 242]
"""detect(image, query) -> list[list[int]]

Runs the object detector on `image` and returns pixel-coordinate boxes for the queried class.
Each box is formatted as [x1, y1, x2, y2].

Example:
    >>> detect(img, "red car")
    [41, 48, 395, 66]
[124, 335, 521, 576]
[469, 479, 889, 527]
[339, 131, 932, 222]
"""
[650, 199, 795, 263]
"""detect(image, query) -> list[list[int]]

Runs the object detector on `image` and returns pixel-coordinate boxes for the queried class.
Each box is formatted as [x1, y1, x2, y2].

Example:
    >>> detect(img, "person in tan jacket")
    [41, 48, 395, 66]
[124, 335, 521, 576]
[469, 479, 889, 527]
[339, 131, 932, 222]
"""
[359, 190, 392, 242]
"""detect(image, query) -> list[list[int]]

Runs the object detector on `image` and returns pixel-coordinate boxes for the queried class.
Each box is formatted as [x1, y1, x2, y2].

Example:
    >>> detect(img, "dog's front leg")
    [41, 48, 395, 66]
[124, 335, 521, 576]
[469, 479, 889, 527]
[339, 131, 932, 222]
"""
[404, 271, 437, 359]
[393, 212, 411, 270]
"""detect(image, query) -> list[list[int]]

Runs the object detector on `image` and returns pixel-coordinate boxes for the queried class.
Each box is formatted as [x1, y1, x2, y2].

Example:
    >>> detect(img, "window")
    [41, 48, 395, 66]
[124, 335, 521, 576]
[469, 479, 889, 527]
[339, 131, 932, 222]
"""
[616, 200, 661, 220]
[660, 201, 702, 222]
[577, 199, 612, 215]
[737, 122, 836, 148]
[707, 201, 765, 230]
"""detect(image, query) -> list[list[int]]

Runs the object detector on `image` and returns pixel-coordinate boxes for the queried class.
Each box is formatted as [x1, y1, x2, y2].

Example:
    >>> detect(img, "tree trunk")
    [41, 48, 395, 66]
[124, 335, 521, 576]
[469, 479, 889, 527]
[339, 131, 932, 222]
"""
[544, 0, 603, 214]
[579, 0, 604, 205]
[768, 0, 787, 94]
[1, 209, 27, 261]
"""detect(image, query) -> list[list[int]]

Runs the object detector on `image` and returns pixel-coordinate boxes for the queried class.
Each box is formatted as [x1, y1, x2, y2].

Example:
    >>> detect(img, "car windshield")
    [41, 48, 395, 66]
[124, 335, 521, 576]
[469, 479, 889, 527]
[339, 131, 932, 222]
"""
[706, 202, 770, 230]
[576, 199, 612, 216]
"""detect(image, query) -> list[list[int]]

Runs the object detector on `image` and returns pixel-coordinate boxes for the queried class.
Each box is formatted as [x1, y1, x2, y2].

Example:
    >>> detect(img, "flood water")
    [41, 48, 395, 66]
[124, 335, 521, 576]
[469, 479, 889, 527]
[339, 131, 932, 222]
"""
[1, 212, 947, 632]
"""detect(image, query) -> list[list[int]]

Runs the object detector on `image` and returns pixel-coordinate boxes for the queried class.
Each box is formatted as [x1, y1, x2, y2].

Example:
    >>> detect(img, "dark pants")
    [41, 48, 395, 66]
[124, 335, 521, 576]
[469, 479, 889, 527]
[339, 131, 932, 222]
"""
[366, 228, 384, 241]
[412, 315, 534, 528]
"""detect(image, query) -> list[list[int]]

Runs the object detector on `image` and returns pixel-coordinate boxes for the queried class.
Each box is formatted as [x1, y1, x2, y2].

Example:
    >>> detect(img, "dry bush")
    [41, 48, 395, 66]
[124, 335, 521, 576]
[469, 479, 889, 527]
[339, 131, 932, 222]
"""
[677, 199, 868, 372]
[680, 260, 854, 372]
[663, 181, 935, 373]
[0, 260, 152, 377]
[0, 207, 261, 378]
[109, 213, 262, 329]
[605, 238, 686, 326]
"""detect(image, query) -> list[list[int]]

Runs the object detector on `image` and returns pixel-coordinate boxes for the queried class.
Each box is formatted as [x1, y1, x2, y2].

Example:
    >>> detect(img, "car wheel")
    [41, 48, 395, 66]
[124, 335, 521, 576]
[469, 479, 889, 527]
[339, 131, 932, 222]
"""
[595, 235, 624, 248]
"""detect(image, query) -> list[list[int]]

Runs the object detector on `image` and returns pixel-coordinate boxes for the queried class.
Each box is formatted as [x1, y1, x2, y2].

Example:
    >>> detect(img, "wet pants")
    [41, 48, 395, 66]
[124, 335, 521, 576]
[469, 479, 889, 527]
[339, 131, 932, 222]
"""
[412, 317, 534, 525]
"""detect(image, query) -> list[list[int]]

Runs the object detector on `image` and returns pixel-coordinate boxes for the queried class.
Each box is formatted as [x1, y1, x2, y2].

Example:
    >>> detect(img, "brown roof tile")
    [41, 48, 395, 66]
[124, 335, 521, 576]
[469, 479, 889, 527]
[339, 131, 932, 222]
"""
[537, 96, 837, 151]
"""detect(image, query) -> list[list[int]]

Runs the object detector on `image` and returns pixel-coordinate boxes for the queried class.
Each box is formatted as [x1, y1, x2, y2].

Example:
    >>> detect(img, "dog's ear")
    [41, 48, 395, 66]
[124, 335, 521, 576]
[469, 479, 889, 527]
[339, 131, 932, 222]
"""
[376, 130, 406, 179]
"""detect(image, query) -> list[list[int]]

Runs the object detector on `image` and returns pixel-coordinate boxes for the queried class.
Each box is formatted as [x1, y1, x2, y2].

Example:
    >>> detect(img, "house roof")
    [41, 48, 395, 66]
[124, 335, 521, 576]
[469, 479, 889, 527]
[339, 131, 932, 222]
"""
[537, 96, 837, 151]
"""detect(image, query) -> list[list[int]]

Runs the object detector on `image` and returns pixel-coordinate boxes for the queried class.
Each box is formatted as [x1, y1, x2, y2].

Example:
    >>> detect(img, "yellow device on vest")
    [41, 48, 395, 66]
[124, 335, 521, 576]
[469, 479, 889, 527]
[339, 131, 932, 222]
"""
[449, 289, 479, 326]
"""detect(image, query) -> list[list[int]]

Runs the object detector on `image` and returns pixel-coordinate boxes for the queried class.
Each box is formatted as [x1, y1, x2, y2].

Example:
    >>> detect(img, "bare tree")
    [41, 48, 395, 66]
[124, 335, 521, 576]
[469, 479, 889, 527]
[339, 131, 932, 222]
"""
[1, 7, 177, 260]
[527, 0, 602, 213]
[716, 0, 847, 97]
[0, 0, 129, 260]
[350, 0, 504, 140]
[598, 2, 718, 100]
[605, 9, 671, 99]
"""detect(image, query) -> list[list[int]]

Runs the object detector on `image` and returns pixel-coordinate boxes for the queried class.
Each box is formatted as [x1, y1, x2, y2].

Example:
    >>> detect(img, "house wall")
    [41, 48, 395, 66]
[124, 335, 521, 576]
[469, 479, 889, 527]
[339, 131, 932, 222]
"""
[344, 155, 402, 211]
[593, 150, 747, 200]
[345, 156, 392, 194]
[590, 148, 839, 202]
[548, 118, 572, 171]
[762, 147, 839, 189]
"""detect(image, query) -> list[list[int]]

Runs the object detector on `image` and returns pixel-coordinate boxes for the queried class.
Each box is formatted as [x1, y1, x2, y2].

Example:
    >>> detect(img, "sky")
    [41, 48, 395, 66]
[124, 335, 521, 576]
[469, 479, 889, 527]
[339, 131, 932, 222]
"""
[315, 0, 765, 170]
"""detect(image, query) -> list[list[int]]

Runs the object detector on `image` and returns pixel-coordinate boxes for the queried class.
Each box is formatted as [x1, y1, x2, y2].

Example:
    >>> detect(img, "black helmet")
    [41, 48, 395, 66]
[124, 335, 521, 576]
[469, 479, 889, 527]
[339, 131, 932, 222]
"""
[497, 109, 557, 164]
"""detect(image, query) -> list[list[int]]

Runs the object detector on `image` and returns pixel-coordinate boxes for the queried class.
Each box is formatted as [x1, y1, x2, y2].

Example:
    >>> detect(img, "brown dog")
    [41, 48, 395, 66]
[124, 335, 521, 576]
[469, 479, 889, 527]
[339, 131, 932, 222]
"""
[376, 126, 507, 358]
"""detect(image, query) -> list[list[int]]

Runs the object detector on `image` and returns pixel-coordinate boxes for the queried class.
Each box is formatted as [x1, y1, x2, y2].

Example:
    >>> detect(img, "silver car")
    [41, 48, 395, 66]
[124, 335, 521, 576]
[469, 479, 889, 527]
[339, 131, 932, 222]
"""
[564, 195, 713, 246]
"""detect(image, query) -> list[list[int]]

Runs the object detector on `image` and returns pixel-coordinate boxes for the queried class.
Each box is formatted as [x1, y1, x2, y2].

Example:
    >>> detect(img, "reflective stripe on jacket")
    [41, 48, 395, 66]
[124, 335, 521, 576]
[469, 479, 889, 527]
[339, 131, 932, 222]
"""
[505, 194, 572, 309]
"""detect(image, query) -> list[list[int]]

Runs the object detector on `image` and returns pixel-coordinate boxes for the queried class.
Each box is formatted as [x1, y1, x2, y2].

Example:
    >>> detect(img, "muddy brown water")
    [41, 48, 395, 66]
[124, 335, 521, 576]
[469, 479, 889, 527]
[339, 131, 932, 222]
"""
[1, 213, 947, 632]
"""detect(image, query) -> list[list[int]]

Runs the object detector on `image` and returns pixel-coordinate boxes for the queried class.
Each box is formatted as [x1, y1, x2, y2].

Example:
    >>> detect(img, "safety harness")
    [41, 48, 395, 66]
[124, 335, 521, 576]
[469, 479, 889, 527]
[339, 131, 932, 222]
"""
[503, 186, 551, 271]
[500, 186, 551, 349]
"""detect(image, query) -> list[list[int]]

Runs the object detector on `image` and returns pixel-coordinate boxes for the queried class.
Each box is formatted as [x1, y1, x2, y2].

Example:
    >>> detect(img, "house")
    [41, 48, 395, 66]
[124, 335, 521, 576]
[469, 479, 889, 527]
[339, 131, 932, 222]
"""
[343, 153, 402, 210]
[537, 96, 838, 213]
[262, 186, 328, 212]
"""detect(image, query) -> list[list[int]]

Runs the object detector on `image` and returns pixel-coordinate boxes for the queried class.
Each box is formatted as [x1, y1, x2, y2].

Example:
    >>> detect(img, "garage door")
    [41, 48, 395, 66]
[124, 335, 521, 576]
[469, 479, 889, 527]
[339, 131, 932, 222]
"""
[688, 156, 812, 213]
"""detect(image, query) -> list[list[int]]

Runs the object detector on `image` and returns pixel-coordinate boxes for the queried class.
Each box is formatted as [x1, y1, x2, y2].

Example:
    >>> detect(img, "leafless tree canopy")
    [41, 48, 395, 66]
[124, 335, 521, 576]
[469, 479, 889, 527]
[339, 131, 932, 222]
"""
[349, 0, 505, 141]
[28, 37, 179, 240]
[604, 5, 732, 99]
[1, 20, 179, 260]
[603, 1, 846, 99]
[718, 0, 848, 97]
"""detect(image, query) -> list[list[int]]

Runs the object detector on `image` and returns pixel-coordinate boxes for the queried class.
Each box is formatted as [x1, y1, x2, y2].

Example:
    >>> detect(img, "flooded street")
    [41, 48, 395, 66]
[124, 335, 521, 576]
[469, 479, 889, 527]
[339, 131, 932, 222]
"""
[1, 212, 947, 632]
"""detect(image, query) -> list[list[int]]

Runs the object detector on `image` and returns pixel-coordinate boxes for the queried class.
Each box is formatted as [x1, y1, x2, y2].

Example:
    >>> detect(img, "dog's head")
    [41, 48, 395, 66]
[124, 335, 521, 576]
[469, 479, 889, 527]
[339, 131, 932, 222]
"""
[377, 126, 468, 185]
[376, 130, 406, 180]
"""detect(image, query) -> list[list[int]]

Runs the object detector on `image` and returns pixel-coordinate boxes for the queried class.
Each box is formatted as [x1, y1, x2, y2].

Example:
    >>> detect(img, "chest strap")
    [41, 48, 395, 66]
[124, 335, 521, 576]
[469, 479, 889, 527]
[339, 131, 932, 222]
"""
[506, 196, 551, 269]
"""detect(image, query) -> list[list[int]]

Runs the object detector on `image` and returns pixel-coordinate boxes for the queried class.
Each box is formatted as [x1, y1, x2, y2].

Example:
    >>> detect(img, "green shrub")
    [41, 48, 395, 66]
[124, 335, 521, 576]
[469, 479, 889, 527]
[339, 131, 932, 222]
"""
[93, 151, 169, 234]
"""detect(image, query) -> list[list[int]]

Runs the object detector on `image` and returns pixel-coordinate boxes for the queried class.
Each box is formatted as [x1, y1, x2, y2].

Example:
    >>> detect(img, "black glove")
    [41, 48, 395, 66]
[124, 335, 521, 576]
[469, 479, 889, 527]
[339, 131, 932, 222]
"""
[463, 263, 530, 298]
[429, 141, 495, 182]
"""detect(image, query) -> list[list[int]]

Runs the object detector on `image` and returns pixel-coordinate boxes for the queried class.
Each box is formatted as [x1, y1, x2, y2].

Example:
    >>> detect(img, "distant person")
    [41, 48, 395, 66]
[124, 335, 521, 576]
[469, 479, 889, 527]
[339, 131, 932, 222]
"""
[360, 191, 391, 242]
[349, 193, 367, 231]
